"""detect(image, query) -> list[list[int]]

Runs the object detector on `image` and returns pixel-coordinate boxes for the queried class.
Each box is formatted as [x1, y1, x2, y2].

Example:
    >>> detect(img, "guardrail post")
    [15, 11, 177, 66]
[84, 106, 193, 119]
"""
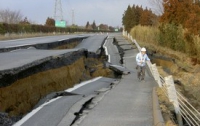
[131, 36, 133, 41]
[151, 63, 162, 87]
[165, 76, 183, 126]
[146, 61, 153, 75]
[123, 30, 125, 36]
[132, 39, 141, 51]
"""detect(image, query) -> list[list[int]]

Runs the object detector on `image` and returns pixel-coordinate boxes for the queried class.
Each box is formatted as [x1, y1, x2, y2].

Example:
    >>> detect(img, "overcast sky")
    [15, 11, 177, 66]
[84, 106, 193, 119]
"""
[0, 0, 151, 27]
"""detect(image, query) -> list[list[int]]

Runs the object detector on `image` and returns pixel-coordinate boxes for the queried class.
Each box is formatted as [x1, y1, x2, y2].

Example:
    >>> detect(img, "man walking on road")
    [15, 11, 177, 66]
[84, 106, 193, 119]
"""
[136, 47, 150, 81]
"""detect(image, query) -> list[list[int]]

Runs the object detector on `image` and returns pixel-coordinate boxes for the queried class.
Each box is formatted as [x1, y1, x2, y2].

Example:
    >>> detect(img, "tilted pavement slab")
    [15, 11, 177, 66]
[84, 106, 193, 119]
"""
[14, 77, 118, 126]
[75, 35, 107, 53]
[104, 35, 121, 65]
[76, 35, 157, 126]
[0, 47, 81, 71]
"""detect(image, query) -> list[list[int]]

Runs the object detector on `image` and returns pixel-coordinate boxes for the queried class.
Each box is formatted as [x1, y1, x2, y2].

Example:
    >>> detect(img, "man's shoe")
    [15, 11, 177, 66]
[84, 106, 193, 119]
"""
[141, 78, 145, 82]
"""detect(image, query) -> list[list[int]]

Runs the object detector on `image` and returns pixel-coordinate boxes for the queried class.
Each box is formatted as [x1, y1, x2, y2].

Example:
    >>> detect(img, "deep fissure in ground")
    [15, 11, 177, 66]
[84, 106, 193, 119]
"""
[0, 38, 123, 125]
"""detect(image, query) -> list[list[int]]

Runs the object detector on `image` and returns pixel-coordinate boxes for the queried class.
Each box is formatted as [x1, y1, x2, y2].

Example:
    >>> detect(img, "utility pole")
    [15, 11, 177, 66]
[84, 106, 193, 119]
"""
[54, 0, 63, 21]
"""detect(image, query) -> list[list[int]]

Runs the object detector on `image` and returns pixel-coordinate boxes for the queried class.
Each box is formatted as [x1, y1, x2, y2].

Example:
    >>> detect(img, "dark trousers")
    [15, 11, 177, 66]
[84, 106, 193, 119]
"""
[137, 65, 146, 80]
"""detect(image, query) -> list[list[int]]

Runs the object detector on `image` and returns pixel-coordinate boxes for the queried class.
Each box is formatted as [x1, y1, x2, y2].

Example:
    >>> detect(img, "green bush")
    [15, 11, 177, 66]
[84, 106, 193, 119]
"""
[158, 23, 186, 52]
[0, 23, 6, 34]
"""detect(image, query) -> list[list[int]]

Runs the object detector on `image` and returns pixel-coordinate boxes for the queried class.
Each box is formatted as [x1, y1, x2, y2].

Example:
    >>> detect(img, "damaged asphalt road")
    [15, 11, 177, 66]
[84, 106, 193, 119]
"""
[0, 34, 89, 52]
[1, 33, 130, 126]
[14, 77, 119, 126]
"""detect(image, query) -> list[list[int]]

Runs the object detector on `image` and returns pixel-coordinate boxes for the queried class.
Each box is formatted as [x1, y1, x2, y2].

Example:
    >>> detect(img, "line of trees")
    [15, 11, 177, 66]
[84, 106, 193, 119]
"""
[123, 0, 200, 59]
[159, 0, 200, 55]
[0, 9, 23, 24]
[0, 23, 91, 34]
[86, 21, 97, 30]
[85, 21, 119, 31]
[160, 0, 200, 35]
[122, 5, 158, 32]
[0, 9, 116, 35]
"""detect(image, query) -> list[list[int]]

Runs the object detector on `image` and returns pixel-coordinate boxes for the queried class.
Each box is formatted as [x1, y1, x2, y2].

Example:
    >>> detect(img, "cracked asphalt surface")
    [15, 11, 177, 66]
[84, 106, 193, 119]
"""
[74, 35, 157, 126]
[7, 33, 157, 126]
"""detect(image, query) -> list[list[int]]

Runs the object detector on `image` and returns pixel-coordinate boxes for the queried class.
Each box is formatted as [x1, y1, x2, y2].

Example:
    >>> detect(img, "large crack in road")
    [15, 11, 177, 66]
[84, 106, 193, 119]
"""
[0, 34, 127, 126]
[69, 81, 119, 126]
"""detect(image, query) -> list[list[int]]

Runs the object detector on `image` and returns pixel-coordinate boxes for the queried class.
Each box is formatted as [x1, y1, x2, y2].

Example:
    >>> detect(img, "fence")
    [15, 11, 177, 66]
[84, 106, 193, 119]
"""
[123, 30, 200, 126]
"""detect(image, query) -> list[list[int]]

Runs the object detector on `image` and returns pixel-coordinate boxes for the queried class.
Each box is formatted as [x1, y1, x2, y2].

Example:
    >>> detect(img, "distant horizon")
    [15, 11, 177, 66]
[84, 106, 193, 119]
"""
[0, 0, 151, 27]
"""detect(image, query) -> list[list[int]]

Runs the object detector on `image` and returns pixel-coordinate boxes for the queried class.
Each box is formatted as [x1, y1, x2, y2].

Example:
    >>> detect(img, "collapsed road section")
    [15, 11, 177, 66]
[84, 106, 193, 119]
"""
[75, 34, 107, 57]
[0, 48, 89, 119]
[0, 48, 87, 87]
[0, 34, 128, 125]
[15, 77, 119, 126]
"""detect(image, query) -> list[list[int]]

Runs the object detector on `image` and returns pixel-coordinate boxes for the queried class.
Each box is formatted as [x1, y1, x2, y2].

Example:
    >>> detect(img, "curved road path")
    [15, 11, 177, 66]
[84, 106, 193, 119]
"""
[4, 33, 158, 126]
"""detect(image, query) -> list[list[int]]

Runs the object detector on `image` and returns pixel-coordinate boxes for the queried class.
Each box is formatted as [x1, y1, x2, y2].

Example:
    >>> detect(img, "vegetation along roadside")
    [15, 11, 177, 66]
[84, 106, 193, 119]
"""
[122, 0, 200, 125]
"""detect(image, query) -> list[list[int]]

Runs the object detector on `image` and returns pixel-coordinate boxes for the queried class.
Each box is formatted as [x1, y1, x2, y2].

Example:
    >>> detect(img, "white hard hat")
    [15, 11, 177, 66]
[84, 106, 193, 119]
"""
[141, 47, 146, 52]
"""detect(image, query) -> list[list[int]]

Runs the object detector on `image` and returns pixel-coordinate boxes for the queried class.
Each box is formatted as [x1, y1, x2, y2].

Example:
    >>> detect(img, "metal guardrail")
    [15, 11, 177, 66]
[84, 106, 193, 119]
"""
[123, 31, 200, 126]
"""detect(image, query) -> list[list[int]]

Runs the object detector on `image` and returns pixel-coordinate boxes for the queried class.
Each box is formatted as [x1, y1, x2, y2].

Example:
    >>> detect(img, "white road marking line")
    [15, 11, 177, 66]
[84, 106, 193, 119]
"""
[103, 38, 111, 63]
[13, 97, 62, 126]
[13, 76, 102, 126]
[66, 76, 102, 92]
[58, 39, 66, 41]
[6, 44, 32, 48]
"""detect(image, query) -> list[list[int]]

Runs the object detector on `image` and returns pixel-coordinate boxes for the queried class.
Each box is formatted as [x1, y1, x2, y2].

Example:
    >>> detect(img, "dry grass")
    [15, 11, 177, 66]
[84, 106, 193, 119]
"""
[129, 25, 200, 125]
[0, 58, 86, 116]
[136, 30, 200, 98]
[156, 88, 178, 126]
[130, 25, 200, 66]
[193, 35, 200, 59]
[131, 30, 196, 74]
[130, 25, 160, 45]
[53, 41, 80, 49]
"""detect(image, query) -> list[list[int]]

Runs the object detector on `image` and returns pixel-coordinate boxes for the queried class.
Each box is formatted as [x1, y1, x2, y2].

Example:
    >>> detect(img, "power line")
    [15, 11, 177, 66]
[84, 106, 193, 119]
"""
[54, 0, 63, 21]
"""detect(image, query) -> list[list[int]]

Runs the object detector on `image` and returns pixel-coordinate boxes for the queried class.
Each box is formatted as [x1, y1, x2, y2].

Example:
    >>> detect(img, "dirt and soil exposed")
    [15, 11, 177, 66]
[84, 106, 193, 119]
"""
[136, 40, 200, 126]
[2, 35, 198, 126]
[0, 39, 120, 125]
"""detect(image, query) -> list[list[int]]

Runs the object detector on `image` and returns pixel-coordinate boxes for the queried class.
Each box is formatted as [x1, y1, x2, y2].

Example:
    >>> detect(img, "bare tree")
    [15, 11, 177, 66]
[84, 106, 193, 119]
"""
[149, 0, 164, 15]
[0, 9, 23, 24]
